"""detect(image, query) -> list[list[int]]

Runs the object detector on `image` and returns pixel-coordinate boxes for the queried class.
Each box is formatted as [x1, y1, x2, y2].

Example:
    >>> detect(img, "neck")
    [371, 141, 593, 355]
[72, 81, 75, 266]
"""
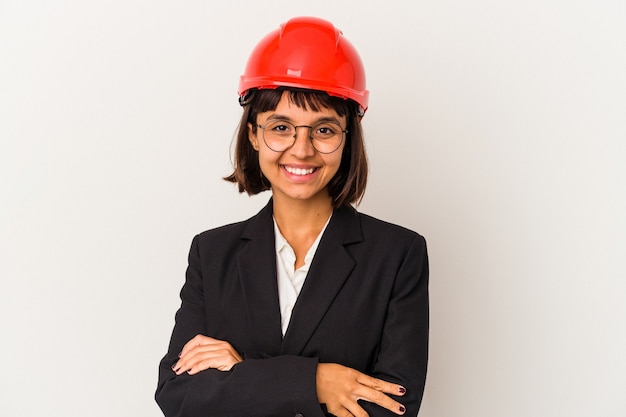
[272, 194, 334, 239]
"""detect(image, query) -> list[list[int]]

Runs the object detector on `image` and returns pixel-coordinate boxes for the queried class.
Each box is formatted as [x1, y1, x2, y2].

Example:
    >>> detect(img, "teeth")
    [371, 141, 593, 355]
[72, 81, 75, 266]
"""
[284, 166, 315, 176]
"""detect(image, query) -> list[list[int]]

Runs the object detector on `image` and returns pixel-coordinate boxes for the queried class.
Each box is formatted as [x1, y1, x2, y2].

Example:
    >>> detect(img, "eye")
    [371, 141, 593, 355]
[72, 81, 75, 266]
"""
[314, 123, 339, 138]
[267, 121, 294, 136]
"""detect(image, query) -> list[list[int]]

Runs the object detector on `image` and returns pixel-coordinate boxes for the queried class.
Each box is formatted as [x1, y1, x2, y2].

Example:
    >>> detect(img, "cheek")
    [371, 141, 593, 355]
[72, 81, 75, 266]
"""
[323, 154, 344, 176]
[257, 148, 281, 169]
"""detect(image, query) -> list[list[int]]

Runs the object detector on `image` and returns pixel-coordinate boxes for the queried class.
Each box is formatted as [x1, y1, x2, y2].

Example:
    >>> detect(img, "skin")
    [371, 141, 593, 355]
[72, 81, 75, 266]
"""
[172, 92, 406, 417]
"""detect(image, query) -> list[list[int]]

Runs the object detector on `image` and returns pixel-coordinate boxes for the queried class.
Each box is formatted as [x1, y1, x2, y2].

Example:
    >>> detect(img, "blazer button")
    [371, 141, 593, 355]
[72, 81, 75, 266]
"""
[295, 414, 304, 417]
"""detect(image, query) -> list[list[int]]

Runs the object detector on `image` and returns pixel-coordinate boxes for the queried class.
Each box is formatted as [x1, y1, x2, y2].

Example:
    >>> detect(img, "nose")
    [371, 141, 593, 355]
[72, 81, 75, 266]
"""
[289, 126, 316, 157]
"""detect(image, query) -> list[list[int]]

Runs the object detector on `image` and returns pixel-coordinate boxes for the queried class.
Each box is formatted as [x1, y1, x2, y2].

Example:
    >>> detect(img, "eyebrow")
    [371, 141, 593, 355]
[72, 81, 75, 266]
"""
[265, 114, 343, 125]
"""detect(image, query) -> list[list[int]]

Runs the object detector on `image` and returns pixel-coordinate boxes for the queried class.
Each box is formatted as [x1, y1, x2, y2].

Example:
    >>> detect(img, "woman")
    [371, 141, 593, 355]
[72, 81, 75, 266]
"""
[156, 16, 429, 417]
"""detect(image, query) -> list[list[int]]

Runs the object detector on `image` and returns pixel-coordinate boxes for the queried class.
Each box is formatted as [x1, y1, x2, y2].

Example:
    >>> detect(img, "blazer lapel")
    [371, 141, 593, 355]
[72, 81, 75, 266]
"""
[280, 206, 363, 355]
[237, 200, 284, 355]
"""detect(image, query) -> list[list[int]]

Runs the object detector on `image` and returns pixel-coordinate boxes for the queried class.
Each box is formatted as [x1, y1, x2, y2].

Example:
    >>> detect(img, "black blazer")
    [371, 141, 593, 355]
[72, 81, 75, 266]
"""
[156, 200, 429, 417]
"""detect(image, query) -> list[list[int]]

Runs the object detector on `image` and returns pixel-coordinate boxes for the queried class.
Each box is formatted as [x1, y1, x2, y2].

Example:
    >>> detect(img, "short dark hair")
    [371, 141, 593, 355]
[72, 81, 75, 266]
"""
[224, 88, 368, 208]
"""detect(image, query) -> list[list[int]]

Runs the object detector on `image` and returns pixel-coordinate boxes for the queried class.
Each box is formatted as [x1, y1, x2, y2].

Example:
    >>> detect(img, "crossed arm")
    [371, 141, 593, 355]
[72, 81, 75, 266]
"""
[171, 334, 407, 417]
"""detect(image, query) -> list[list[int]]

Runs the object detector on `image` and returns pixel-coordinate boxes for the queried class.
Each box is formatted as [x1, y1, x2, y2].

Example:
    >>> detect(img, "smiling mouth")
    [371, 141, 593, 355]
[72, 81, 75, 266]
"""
[282, 165, 317, 176]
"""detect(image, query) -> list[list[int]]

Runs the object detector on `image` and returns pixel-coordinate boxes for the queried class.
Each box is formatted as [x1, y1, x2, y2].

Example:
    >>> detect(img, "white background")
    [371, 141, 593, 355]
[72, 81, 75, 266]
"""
[1, 1, 624, 416]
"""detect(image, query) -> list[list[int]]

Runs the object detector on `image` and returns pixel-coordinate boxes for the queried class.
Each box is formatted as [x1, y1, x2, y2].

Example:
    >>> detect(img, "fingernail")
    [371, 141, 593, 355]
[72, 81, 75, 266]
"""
[171, 364, 180, 373]
[178, 351, 182, 358]
[398, 386, 406, 394]
[399, 405, 406, 414]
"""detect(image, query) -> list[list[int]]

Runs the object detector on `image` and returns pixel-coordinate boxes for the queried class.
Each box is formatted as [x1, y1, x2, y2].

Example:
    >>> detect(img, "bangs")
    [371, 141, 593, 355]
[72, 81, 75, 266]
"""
[247, 88, 354, 121]
[287, 89, 351, 117]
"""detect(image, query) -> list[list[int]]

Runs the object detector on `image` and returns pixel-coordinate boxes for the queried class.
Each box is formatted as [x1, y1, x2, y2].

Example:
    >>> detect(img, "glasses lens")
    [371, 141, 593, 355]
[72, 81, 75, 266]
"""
[263, 120, 296, 151]
[310, 121, 344, 154]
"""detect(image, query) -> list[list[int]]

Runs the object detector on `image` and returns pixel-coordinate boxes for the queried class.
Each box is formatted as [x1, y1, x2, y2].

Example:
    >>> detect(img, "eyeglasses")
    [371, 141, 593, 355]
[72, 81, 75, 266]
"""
[256, 120, 347, 154]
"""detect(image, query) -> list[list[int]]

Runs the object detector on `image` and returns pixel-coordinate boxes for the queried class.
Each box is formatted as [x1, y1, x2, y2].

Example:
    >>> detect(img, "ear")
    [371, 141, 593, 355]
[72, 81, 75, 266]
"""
[247, 122, 259, 151]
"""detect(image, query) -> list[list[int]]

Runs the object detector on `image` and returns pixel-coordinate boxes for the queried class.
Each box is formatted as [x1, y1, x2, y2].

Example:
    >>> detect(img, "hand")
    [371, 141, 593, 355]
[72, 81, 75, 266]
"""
[316, 363, 406, 417]
[172, 334, 243, 375]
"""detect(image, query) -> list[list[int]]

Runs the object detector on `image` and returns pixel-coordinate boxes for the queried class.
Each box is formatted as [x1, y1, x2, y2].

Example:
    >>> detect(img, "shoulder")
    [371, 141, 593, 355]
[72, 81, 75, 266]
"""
[355, 210, 425, 244]
[332, 205, 426, 252]
[192, 202, 273, 252]
[332, 209, 429, 278]
[358, 211, 422, 236]
[184, 221, 246, 263]
[196, 219, 248, 243]
[351, 211, 427, 262]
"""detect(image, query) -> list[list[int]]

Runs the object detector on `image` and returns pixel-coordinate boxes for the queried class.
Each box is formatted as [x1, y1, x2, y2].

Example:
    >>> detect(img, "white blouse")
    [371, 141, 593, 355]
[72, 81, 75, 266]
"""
[273, 215, 331, 336]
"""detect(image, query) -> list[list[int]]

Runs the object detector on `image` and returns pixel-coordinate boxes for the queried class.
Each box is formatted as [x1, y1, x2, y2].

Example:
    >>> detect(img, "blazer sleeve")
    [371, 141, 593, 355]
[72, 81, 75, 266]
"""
[361, 234, 429, 417]
[155, 235, 326, 417]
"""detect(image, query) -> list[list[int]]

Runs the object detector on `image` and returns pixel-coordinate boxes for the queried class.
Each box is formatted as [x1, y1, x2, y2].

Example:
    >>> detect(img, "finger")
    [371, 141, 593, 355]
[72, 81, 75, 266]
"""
[336, 407, 358, 417]
[356, 373, 406, 396]
[173, 343, 216, 374]
[185, 343, 242, 364]
[187, 355, 239, 374]
[353, 386, 406, 416]
[323, 403, 358, 417]
[179, 334, 219, 358]
[174, 347, 242, 374]
[185, 351, 240, 374]
[179, 334, 204, 358]
[343, 402, 369, 417]
[173, 354, 215, 375]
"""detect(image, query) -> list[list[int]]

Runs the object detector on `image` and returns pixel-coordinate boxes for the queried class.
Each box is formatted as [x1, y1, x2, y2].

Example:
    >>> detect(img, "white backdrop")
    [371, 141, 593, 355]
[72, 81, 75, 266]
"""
[1, 1, 625, 416]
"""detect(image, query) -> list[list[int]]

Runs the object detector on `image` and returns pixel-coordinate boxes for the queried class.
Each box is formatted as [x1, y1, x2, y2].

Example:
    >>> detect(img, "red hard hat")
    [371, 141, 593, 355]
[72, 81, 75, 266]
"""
[238, 16, 369, 115]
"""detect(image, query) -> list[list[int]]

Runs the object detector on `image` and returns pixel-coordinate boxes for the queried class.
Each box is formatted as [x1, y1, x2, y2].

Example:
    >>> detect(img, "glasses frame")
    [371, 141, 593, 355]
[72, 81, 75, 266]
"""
[256, 120, 348, 154]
